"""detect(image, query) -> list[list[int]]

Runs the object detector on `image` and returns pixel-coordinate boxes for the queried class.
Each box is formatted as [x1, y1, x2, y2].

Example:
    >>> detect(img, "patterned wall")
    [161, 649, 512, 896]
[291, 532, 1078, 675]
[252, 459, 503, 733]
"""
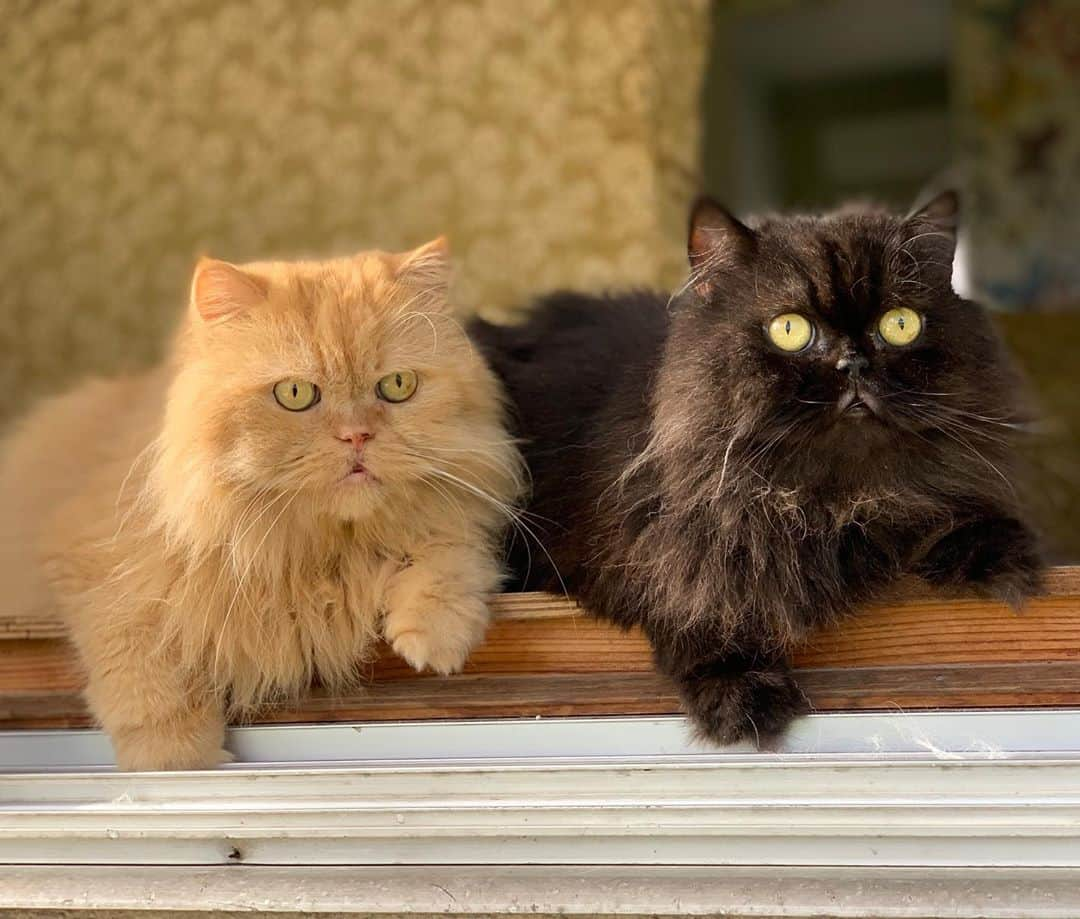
[0, 0, 709, 426]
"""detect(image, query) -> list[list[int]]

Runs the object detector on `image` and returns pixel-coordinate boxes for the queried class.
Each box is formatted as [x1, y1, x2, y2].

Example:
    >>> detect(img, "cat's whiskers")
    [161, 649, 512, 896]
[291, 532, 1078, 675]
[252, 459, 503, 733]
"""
[399, 441, 533, 519]
[903, 230, 954, 247]
[109, 436, 162, 543]
[393, 311, 440, 356]
[404, 440, 529, 494]
[189, 482, 281, 646]
[214, 483, 308, 682]
[930, 403, 1029, 431]
[898, 401, 1010, 446]
[669, 244, 733, 308]
[416, 460, 536, 581]
[882, 388, 961, 399]
[388, 282, 445, 318]
[202, 486, 292, 647]
[388, 306, 480, 360]
[716, 435, 738, 495]
[893, 402, 1015, 492]
[417, 473, 472, 531]
[420, 464, 570, 602]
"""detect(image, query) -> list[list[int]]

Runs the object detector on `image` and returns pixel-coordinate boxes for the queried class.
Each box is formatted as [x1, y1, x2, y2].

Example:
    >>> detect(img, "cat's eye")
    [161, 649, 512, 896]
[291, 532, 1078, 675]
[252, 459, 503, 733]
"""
[376, 370, 418, 403]
[878, 307, 923, 347]
[767, 313, 814, 352]
[273, 379, 320, 411]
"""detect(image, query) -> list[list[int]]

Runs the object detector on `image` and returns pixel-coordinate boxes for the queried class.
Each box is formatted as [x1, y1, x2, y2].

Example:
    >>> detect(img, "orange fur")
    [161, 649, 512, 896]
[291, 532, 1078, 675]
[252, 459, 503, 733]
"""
[0, 243, 524, 770]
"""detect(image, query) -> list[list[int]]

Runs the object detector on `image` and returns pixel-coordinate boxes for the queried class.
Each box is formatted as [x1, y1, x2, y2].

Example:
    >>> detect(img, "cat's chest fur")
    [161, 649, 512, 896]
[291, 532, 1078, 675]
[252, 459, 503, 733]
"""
[51, 502, 402, 714]
[191, 545, 398, 712]
[595, 472, 931, 648]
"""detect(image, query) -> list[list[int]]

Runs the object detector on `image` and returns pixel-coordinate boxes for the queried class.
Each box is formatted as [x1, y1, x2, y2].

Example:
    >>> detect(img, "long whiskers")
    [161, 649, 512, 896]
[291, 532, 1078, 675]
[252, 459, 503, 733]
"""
[214, 483, 307, 678]
[405, 453, 569, 602]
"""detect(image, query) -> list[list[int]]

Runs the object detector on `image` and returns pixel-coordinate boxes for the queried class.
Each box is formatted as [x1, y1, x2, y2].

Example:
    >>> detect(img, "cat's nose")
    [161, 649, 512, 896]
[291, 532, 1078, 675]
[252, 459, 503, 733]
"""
[336, 429, 373, 449]
[836, 354, 869, 377]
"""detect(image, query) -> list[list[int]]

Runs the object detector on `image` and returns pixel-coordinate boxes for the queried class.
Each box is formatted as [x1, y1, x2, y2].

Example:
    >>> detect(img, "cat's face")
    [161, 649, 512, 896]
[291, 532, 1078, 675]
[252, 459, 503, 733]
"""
[170, 240, 512, 522]
[665, 193, 1023, 490]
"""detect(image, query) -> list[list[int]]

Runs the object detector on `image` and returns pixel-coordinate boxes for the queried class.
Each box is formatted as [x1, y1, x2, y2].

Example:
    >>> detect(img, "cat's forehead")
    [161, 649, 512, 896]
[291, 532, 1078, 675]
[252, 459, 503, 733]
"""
[752, 216, 914, 326]
[274, 254, 398, 310]
[239, 256, 450, 377]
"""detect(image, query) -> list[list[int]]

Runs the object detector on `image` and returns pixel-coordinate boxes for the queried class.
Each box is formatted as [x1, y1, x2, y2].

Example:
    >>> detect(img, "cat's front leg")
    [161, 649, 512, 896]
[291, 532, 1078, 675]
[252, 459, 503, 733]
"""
[382, 543, 500, 675]
[914, 510, 1043, 610]
[105, 697, 230, 772]
[661, 648, 808, 748]
[77, 625, 230, 771]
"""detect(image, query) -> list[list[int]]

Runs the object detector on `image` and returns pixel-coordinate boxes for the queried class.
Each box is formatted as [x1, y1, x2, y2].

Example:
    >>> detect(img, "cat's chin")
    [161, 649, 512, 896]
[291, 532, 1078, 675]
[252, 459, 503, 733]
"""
[330, 476, 387, 520]
[343, 467, 378, 484]
[808, 413, 896, 463]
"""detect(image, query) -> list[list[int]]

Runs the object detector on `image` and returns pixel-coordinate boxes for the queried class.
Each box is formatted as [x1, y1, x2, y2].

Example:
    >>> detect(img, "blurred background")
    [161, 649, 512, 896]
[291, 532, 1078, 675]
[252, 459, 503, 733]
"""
[1, 0, 1078, 554]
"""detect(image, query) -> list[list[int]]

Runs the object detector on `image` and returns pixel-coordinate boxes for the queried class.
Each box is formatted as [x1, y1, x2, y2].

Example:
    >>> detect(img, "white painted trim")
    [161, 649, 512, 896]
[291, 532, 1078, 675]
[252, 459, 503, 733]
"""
[3, 865, 1080, 917]
[3, 754, 1080, 865]
[3, 711, 1080, 875]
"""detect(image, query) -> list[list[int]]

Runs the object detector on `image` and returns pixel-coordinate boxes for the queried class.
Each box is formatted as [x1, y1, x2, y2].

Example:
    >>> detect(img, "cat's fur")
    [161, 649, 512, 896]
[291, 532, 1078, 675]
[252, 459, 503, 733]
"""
[473, 192, 1042, 746]
[0, 240, 523, 770]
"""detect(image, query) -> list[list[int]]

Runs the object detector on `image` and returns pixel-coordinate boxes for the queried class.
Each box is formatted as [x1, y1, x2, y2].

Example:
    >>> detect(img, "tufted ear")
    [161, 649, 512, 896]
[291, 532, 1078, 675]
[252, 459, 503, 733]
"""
[395, 236, 451, 290]
[907, 188, 958, 226]
[190, 258, 268, 323]
[687, 197, 756, 295]
[905, 189, 959, 263]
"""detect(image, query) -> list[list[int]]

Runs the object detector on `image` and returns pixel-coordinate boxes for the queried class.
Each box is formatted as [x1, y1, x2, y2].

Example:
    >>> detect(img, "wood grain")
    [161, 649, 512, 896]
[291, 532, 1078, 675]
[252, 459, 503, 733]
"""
[1, 567, 1079, 729]
[4, 567, 1079, 642]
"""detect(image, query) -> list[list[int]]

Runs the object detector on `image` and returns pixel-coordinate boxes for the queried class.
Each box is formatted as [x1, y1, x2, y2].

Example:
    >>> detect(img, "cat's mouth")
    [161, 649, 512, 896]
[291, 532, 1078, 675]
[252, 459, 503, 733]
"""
[836, 389, 883, 421]
[344, 461, 378, 483]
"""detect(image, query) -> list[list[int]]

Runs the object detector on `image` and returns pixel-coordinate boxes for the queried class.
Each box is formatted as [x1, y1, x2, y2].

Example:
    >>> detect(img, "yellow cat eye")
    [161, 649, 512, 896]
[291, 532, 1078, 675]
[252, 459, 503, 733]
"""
[376, 370, 418, 403]
[878, 307, 923, 347]
[767, 313, 814, 352]
[273, 379, 320, 411]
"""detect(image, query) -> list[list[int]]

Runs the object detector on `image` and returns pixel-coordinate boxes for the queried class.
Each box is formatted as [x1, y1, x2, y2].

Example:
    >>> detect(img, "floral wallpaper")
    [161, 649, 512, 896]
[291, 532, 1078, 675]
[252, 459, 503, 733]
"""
[0, 0, 708, 427]
[956, 0, 1080, 310]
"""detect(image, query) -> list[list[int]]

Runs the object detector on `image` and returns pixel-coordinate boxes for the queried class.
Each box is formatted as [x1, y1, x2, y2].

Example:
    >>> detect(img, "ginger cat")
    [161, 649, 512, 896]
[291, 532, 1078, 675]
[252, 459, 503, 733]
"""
[0, 239, 523, 770]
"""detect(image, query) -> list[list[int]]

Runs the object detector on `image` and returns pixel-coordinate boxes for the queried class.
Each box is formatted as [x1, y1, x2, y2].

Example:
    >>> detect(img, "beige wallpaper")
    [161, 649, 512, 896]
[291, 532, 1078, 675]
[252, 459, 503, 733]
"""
[0, 0, 709, 426]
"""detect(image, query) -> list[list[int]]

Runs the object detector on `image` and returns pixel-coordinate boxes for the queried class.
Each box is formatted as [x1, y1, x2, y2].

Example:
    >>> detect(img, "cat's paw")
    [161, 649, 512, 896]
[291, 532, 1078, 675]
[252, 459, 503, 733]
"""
[111, 720, 232, 772]
[917, 517, 1043, 611]
[984, 557, 1043, 612]
[382, 556, 494, 675]
[383, 595, 490, 675]
[680, 663, 807, 748]
[388, 626, 471, 675]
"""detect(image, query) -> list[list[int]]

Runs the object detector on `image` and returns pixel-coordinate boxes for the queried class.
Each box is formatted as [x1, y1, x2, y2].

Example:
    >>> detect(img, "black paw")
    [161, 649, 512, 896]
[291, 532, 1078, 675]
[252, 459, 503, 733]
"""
[678, 661, 807, 748]
[917, 517, 1043, 611]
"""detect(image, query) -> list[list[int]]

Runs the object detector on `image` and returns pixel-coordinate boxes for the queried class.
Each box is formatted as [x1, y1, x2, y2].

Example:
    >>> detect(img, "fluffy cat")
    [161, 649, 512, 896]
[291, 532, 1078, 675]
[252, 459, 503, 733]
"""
[473, 192, 1042, 746]
[0, 239, 523, 770]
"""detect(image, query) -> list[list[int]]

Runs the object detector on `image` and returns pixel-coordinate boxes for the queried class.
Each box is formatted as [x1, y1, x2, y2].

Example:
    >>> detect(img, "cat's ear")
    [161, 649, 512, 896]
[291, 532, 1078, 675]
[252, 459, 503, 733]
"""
[687, 197, 756, 294]
[906, 188, 958, 227]
[191, 258, 267, 323]
[395, 236, 451, 290]
[904, 189, 959, 260]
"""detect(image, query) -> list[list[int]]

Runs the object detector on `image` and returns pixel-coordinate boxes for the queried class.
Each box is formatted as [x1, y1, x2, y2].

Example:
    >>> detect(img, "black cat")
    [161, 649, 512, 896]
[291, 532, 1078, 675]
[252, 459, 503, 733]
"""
[472, 192, 1043, 746]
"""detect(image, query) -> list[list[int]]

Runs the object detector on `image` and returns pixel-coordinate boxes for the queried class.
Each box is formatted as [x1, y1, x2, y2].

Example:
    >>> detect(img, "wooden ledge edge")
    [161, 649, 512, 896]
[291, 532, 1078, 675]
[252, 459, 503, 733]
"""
[2, 566, 1078, 642]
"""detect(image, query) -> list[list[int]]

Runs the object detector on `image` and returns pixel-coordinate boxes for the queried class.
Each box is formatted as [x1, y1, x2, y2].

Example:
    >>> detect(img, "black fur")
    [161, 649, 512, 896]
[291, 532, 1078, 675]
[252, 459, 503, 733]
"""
[472, 193, 1043, 746]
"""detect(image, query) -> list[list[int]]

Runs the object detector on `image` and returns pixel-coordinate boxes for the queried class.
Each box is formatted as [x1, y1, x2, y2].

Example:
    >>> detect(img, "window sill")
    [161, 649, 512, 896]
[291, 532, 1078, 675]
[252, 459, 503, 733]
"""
[3, 566, 1080, 730]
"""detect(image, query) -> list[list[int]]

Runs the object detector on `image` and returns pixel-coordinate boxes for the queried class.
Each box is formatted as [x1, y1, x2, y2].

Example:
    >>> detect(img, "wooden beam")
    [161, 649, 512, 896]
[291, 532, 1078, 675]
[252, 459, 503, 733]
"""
[1, 568, 1078, 729]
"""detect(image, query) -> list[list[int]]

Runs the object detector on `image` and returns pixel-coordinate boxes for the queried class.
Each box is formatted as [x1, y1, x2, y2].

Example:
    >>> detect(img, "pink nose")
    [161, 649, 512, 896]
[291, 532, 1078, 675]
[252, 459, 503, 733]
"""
[337, 429, 373, 449]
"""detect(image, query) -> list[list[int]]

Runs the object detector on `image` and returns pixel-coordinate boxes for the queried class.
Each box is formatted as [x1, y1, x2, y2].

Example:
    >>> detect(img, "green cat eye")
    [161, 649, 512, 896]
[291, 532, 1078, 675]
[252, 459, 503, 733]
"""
[273, 379, 320, 411]
[376, 370, 418, 403]
[767, 313, 814, 352]
[879, 308, 923, 347]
